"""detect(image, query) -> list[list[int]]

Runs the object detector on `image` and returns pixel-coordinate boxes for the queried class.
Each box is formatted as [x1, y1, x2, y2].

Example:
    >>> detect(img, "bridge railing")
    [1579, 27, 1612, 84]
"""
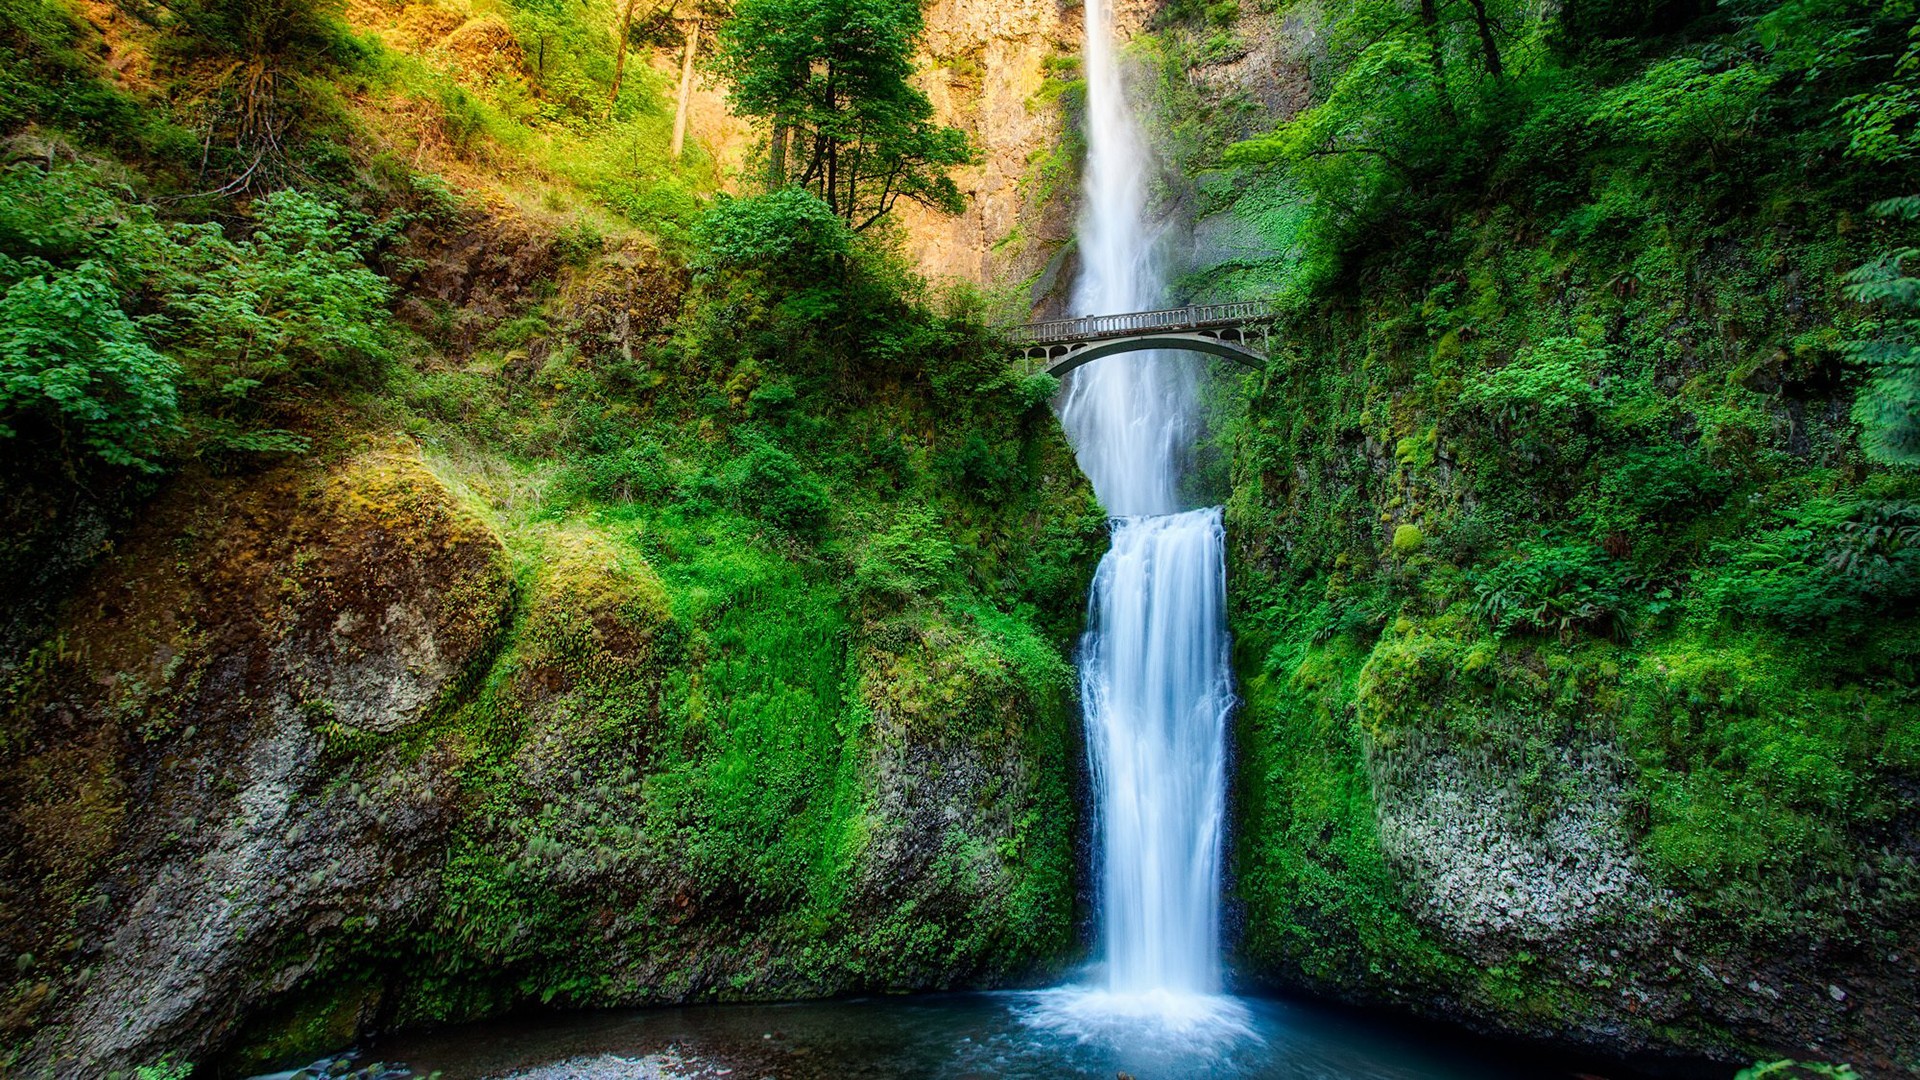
[1000, 299, 1277, 347]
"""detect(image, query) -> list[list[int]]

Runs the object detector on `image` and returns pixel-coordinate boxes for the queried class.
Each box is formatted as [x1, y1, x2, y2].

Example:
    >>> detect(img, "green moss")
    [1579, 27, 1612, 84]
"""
[1194, 0, 1920, 1048]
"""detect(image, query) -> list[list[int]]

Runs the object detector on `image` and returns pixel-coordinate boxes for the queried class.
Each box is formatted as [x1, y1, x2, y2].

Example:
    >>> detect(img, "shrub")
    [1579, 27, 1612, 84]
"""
[0, 0, 147, 142]
[0, 163, 180, 469]
[162, 189, 396, 410]
[1700, 499, 1920, 627]
[1471, 538, 1629, 637]
[935, 430, 1016, 497]
[575, 441, 670, 503]
[0, 257, 181, 470]
[1457, 337, 1608, 472]
[697, 433, 830, 532]
[1458, 336, 1605, 429]
[1842, 197, 1920, 467]
[1590, 57, 1777, 165]
[691, 189, 852, 274]
[855, 504, 957, 598]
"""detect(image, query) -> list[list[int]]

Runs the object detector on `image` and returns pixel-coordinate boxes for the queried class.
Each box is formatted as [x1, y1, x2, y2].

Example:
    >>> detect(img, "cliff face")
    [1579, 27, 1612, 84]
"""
[893, 0, 1082, 299]
[0, 188, 1102, 1074]
[2, 451, 515, 1074]
[1140, 2, 1920, 1072]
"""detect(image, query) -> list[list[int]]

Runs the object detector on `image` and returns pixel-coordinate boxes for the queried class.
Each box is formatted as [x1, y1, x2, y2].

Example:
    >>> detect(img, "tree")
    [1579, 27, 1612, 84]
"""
[714, 0, 974, 230]
[671, 14, 700, 158]
[118, 0, 346, 191]
[1828, 14, 1920, 466]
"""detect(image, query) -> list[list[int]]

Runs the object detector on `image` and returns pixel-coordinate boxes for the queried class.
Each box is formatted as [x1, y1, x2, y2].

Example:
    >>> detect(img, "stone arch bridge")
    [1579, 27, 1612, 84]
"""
[1001, 300, 1277, 377]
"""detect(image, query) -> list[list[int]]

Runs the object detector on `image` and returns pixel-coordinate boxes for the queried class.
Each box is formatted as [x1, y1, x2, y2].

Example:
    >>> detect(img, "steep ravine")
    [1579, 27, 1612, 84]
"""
[1127, 5, 1920, 1076]
[0, 196, 1105, 1075]
[2, 0, 1917, 1073]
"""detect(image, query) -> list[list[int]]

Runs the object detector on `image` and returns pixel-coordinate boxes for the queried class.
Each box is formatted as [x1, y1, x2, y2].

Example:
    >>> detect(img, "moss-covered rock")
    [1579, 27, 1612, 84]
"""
[0, 446, 514, 1077]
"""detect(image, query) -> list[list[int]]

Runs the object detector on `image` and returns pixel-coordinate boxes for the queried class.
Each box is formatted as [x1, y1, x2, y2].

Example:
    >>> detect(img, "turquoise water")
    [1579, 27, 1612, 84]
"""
[370, 991, 1596, 1079]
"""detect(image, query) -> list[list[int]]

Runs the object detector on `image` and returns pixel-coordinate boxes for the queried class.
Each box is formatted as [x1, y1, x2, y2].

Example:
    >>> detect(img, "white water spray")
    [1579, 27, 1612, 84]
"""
[1079, 508, 1234, 994]
[1033, 0, 1245, 1038]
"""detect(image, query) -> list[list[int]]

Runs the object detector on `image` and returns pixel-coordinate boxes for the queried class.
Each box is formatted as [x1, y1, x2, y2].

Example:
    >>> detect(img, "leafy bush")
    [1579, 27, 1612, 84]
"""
[1590, 57, 1777, 165]
[0, 163, 181, 469]
[1736, 1060, 1859, 1080]
[935, 430, 1016, 496]
[0, 0, 149, 143]
[0, 163, 396, 467]
[1015, 372, 1060, 412]
[697, 433, 830, 532]
[152, 0, 343, 62]
[1456, 337, 1607, 472]
[1471, 538, 1629, 637]
[1700, 499, 1920, 627]
[1842, 197, 1920, 466]
[691, 189, 852, 274]
[574, 441, 671, 503]
[855, 504, 957, 598]
[1583, 441, 1731, 556]
[0, 258, 181, 470]
[162, 189, 396, 412]
[1458, 337, 1605, 427]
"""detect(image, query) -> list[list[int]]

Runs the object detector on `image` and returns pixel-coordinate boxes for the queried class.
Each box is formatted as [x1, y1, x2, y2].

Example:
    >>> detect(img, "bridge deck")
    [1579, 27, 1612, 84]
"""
[1002, 300, 1277, 347]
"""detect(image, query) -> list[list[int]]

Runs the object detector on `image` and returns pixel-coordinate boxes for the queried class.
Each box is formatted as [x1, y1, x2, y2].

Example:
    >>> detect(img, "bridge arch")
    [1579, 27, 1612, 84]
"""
[1031, 331, 1267, 378]
[1002, 300, 1277, 379]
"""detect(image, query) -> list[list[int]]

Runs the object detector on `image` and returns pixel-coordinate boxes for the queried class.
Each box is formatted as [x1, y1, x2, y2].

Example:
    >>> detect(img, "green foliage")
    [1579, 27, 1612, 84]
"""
[1015, 371, 1060, 411]
[571, 439, 672, 503]
[0, 0, 147, 142]
[1207, 0, 1920, 1037]
[162, 189, 395, 415]
[714, 0, 975, 228]
[691, 188, 852, 273]
[690, 431, 831, 533]
[1457, 336, 1604, 428]
[1737, 1060, 1860, 1080]
[0, 161, 396, 471]
[1470, 538, 1627, 636]
[1698, 499, 1920, 628]
[0, 257, 181, 471]
[1831, 5, 1920, 165]
[149, 0, 344, 62]
[855, 504, 956, 597]
[1589, 56, 1777, 165]
[0, 163, 181, 470]
[1844, 199, 1920, 466]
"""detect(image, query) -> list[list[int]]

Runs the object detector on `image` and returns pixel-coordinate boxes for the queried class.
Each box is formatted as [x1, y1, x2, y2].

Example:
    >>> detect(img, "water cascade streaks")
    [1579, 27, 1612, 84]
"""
[1032, 0, 1246, 1041]
[1080, 508, 1233, 994]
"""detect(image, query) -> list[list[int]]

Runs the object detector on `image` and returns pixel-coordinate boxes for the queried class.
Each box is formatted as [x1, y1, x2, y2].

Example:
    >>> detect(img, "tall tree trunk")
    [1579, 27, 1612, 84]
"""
[671, 18, 700, 159]
[1462, 0, 1504, 80]
[1418, 0, 1456, 122]
[770, 118, 789, 186]
[824, 78, 838, 218]
[608, 0, 640, 110]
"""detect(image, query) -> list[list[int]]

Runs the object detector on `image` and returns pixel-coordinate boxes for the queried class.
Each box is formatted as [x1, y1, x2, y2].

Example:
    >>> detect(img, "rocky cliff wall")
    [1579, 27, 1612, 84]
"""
[0, 191, 1102, 1075]
[1093, 1, 1920, 1073]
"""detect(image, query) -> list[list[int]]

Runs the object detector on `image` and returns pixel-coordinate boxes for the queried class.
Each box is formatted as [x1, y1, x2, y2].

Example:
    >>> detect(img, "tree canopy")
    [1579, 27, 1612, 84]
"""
[713, 0, 973, 230]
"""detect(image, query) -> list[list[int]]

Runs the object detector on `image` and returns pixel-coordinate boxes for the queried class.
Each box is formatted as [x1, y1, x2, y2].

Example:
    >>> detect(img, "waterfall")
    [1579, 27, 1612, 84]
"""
[1048, 0, 1240, 1019]
[1079, 509, 1233, 994]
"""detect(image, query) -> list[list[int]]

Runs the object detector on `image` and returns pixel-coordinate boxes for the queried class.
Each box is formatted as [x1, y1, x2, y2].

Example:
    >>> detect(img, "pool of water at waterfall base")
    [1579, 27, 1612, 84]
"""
[367, 990, 1601, 1079]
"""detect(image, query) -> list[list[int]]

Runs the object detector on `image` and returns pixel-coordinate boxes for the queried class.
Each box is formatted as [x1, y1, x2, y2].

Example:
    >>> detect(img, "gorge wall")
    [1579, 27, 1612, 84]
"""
[904, 0, 1920, 1071]
[1121, 3, 1920, 1075]
[1, 0, 1917, 1075]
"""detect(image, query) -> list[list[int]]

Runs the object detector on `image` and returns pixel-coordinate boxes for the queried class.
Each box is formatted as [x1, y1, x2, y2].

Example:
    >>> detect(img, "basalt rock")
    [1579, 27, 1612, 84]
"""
[0, 447, 514, 1076]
